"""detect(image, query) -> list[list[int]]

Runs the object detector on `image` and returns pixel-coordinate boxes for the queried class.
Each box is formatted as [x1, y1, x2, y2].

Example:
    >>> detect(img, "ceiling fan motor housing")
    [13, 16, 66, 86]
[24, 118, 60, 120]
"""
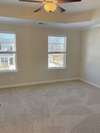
[19, 0, 82, 13]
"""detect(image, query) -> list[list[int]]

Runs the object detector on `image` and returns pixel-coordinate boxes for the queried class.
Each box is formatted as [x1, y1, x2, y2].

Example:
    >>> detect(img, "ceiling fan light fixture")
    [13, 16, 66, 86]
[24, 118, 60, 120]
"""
[44, 2, 57, 13]
[19, 0, 82, 13]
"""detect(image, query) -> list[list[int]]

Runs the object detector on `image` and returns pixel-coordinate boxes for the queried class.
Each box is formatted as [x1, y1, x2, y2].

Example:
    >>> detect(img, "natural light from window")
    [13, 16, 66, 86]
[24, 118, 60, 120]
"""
[48, 36, 66, 69]
[0, 33, 16, 72]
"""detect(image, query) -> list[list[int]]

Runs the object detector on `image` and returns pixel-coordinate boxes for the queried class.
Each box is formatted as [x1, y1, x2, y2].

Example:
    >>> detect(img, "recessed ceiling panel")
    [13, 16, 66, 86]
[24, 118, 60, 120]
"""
[0, 0, 100, 12]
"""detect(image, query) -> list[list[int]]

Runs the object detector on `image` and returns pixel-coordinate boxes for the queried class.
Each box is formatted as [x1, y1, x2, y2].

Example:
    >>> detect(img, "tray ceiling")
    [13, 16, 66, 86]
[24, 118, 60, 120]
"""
[0, 0, 100, 12]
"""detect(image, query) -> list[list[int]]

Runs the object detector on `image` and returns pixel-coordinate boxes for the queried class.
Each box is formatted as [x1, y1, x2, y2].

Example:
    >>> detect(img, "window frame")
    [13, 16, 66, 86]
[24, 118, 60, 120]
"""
[48, 35, 67, 70]
[0, 31, 17, 73]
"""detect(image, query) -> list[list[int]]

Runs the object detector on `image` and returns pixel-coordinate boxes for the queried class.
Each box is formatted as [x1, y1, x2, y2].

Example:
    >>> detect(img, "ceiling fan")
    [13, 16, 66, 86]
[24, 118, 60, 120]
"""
[19, 0, 82, 13]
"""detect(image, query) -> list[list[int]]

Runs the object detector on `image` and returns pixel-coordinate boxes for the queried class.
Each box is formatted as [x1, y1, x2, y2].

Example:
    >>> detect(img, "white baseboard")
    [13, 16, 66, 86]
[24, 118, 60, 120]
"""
[80, 78, 100, 89]
[0, 77, 80, 89]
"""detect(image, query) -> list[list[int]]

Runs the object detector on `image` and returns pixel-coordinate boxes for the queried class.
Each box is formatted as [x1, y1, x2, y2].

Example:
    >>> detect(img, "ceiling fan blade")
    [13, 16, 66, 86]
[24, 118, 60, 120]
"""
[19, 0, 42, 3]
[65, 0, 81, 2]
[58, 6, 66, 12]
[34, 6, 42, 12]
[58, 0, 82, 3]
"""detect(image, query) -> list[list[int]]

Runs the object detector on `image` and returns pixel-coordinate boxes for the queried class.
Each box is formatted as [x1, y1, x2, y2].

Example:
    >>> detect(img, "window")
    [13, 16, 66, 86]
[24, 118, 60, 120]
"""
[0, 33, 16, 72]
[48, 36, 66, 69]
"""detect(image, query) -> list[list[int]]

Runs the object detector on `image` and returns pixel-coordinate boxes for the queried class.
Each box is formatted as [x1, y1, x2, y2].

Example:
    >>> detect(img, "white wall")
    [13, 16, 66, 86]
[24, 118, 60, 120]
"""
[0, 24, 81, 87]
[81, 28, 100, 87]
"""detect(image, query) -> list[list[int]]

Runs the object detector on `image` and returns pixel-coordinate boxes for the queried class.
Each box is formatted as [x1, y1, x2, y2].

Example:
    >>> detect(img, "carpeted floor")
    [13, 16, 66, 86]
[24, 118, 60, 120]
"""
[0, 80, 100, 133]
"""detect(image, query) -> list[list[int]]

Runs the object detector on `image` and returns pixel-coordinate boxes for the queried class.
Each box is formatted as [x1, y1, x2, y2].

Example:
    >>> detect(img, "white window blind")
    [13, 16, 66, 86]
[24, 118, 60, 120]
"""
[0, 33, 16, 72]
[48, 36, 66, 69]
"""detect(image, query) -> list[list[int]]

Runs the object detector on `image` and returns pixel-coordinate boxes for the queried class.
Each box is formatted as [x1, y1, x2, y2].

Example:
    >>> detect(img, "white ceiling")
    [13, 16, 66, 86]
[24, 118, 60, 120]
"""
[0, 0, 100, 12]
[0, 16, 98, 29]
[0, 0, 100, 29]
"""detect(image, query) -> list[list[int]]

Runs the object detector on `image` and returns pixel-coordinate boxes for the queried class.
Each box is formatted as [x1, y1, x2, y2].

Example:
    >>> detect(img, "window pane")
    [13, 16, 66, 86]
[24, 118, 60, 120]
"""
[0, 33, 16, 72]
[48, 36, 66, 52]
[0, 33, 16, 52]
[48, 54, 66, 68]
[0, 54, 16, 71]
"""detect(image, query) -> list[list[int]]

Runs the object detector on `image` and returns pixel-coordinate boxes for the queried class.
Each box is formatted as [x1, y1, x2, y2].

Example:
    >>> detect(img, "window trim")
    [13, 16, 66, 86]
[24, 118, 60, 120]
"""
[0, 32, 17, 73]
[48, 35, 67, 70]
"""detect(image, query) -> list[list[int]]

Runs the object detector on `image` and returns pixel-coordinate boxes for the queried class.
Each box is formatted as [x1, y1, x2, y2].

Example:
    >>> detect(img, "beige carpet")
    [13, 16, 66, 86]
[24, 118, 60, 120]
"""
[0, 80, 100, 133]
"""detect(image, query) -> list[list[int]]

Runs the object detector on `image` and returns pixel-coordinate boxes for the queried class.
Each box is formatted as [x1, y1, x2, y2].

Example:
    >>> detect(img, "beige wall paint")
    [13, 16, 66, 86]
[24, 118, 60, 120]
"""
[81, 28, 100, 87]
[0, 24, 80, 86]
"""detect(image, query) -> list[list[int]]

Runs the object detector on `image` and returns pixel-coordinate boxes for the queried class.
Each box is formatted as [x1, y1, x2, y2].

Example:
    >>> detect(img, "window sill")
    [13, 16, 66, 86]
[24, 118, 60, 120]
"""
[0, 69, 17, 73]
[48, 67, 66, 70]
